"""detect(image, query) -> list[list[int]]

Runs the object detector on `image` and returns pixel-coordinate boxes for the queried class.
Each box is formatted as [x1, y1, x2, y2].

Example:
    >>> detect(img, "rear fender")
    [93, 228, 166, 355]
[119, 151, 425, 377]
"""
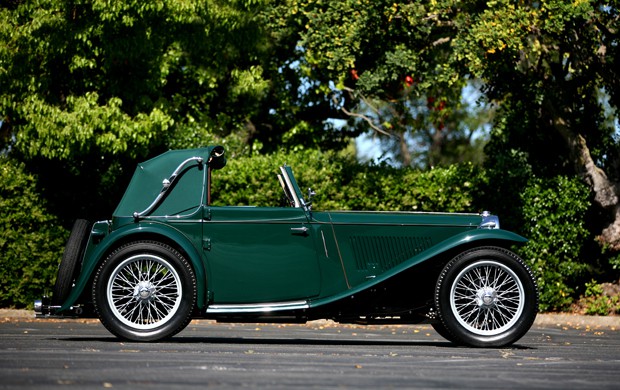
[309, 229, 527, 307]
[58, 221, 206, 312]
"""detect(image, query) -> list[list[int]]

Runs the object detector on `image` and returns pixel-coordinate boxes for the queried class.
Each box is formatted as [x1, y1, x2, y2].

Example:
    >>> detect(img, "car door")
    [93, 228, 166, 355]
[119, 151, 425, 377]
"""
[203, 206, 321, 303]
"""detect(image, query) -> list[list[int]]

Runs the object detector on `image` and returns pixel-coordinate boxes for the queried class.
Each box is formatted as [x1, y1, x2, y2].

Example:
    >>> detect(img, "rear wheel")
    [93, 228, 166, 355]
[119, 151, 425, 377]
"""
[93, 241, 196, 341]
[434, 247, 538, 347]
[52, 219, 91, 306]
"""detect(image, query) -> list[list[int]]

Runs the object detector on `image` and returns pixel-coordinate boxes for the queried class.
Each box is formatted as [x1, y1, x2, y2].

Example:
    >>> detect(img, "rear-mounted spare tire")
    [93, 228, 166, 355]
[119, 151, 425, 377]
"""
[52, 219, 91, 306]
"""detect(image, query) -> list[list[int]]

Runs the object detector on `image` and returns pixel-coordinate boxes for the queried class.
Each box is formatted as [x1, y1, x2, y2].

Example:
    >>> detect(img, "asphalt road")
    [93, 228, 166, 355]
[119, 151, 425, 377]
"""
[1, 316, 619, 389]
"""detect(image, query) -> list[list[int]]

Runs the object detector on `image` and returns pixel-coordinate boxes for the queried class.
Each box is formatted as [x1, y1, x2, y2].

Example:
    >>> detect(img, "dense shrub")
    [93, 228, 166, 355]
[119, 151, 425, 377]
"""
[519, 176, 591, 311]
[0, 157, 68, 308]
[481, 148, 533, 231]
[212, 149, 487, 213]
[574, 280, 620, 316]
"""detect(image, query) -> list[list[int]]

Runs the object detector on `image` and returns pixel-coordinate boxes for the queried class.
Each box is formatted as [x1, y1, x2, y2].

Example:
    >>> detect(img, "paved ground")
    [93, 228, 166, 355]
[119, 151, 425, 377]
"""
[1, 311, 619, 389]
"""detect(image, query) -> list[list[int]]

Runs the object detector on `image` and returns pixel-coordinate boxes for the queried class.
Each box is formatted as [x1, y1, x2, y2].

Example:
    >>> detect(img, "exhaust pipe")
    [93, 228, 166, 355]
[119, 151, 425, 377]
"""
[34, 297, 82, 318]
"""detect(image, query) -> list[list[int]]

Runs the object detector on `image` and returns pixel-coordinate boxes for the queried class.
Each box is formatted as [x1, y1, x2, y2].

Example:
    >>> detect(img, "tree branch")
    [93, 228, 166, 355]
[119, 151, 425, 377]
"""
[332, 89, 393, 137]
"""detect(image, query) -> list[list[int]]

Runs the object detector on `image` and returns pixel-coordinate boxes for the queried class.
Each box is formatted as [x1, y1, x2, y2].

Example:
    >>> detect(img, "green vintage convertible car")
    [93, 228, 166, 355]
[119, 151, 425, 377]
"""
[35, 146, 538, 347]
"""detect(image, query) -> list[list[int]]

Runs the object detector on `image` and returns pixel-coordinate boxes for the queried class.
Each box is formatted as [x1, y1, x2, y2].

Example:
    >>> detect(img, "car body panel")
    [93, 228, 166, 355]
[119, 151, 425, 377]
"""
[308, 227, 528, 308]
[204, 206, 321, 303]
[314, 211, 481, 288]
[59, 216, 210, 312]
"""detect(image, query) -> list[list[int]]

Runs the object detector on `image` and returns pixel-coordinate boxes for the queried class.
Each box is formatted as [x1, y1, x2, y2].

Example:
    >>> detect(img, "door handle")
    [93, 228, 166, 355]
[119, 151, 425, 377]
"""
[291, 226, 308, 235]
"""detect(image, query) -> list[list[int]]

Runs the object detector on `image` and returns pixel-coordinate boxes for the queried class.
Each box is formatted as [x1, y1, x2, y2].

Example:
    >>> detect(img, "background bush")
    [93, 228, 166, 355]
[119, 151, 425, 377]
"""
[213, 149, 487, 213]
[519, 176, 591, 311]
[0, 157, 68, 308]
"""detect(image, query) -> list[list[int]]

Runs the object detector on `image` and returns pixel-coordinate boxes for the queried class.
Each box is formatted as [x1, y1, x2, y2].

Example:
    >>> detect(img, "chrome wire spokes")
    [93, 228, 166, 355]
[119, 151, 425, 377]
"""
[107, 255, 182, 330]
[450, 261, 525, 336]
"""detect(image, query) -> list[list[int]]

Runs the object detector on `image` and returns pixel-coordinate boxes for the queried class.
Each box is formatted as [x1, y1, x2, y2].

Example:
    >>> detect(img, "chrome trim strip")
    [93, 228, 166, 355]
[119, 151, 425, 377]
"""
[204, 217, 307, 224]
[206, 300, 309, 314]
[329, 222, 476, 228]
[327, 210, 479, 216]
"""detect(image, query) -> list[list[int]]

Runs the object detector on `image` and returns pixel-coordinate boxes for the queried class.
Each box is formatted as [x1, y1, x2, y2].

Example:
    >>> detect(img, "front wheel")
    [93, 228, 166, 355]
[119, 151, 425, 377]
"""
[93, 241, 196, 341]
[434, 247, 538, 347]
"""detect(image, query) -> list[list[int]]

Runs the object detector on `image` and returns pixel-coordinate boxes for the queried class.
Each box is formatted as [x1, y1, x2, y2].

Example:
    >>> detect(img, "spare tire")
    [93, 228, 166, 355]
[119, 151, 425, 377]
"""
[52, 219, 91, 306]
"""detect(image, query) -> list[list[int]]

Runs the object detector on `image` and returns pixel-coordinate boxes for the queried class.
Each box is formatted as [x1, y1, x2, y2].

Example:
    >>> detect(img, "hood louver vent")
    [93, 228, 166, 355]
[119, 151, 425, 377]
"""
[350, 236, 433, 271]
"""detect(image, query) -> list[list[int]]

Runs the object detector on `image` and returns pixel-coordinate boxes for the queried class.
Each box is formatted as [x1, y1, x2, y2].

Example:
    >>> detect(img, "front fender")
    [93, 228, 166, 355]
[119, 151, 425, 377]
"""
[309, 228, 527, 308]
[58, 221, 207, 312]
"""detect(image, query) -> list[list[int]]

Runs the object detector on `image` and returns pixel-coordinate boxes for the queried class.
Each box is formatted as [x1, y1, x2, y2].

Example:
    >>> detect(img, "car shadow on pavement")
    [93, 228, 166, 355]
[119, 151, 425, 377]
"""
[53, 335, 535, 349]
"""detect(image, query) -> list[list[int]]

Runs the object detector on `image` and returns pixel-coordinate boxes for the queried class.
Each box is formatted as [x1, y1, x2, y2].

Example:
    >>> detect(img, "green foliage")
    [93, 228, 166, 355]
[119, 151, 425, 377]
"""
[0, 0, 272, 155]
[212, 148, 486, 213]
[610, 254, 620, 271]
[1, 0, 619, 314]
[519, 176, 591, 311]
[578, 280, 620, 316]
[0, 157, 68, 308]
[267, 0, 493, 167]
[583, 294, 620, 316]
[17, 93, 172, 160]
[584, 279, 605, 298]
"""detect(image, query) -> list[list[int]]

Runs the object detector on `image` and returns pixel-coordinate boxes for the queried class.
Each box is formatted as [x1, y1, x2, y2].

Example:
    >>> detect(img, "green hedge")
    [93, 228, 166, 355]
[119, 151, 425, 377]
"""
[212, 149, 487, 213]
[0, 157, 68, 308]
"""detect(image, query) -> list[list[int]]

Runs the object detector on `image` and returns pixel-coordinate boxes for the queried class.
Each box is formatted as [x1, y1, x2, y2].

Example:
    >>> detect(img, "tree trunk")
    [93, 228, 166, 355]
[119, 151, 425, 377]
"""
[551, 112, 620, 250]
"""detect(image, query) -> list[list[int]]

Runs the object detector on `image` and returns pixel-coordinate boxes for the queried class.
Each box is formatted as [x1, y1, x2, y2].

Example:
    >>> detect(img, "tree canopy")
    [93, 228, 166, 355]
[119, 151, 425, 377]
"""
[1, 0, 619, 310]
[269, 0, 620, 248]
[0, 1, 301, 219]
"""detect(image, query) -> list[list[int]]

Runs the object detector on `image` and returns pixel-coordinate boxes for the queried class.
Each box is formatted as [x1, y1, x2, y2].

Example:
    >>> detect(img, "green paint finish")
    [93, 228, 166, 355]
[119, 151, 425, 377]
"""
[312, 211, 480, 288]
[59, 216, 209, 312]
[307, 228, 528, 309]
[115, 146, 225, 218]
[204, 206, 321, 303]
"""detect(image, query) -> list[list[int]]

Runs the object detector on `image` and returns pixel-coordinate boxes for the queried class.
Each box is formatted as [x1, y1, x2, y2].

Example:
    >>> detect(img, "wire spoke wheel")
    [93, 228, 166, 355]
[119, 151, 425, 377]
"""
[108, 254, 182, 330]
[450, 261, 524, 336]
[93, 241, 196, 341]
[435, 247, 538, 347]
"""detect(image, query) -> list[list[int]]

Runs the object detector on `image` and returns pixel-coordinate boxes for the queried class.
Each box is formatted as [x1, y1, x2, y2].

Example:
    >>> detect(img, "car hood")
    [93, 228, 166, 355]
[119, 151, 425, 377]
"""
[312, 210, 483, 228]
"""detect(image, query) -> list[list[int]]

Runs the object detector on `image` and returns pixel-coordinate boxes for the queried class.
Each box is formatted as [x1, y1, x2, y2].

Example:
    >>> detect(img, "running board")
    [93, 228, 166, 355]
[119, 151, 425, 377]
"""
[206, 300, 309, 314]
